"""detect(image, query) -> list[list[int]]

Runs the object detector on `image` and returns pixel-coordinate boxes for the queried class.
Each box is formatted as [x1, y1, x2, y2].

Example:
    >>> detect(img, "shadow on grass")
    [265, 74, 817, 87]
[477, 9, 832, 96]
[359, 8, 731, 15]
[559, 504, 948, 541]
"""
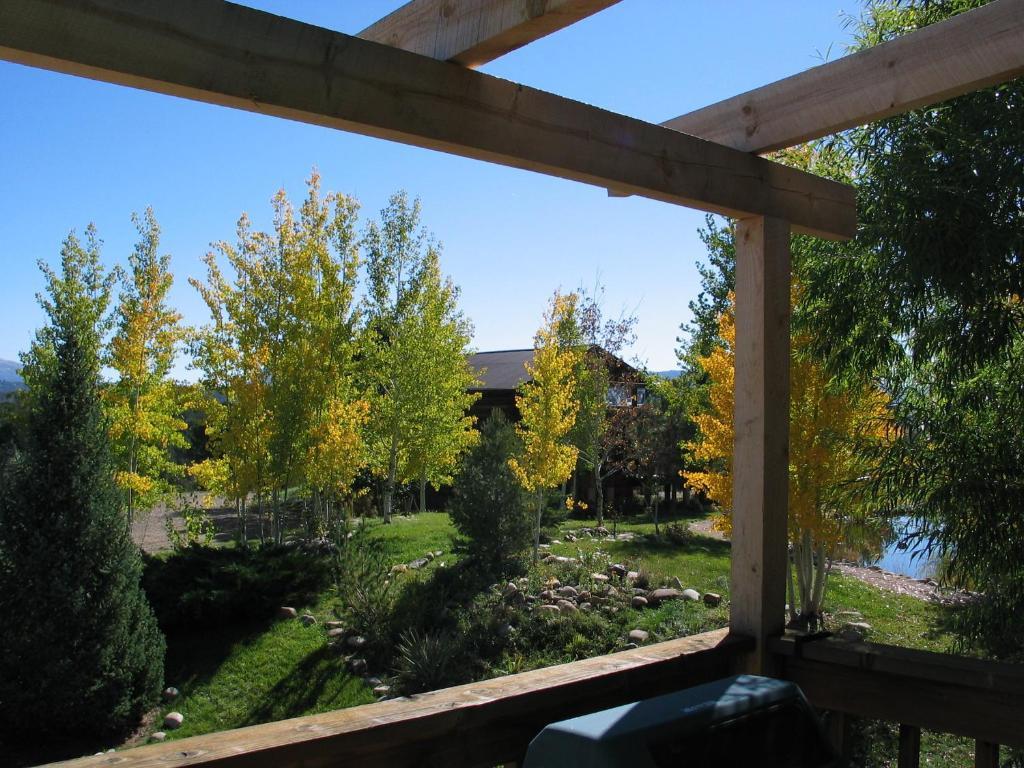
[242, 645, 367, 726]
[164, 622, 274, 695]
[612, 532, 732, 560]
[388, 559, 498, 638]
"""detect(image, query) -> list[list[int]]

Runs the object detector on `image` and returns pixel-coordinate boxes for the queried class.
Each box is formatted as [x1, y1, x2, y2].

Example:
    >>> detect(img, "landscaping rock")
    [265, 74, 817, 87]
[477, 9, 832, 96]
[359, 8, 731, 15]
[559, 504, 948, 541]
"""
[565, 533, 577, 542]
[425, 551, 435, 561]
[278, 606, 298, 619]
[703, 592, 722, 608]
[626, 571, 640, 581]
[843, 621, 872, 635]
[838, 628, 864, 643]
[595, 526, 610, 537]
[162, 687, 179, 702]
[536, 604, 560, 614]
[300, 614, 317, 626]
[579, 602, 593, 612]
[628, 629, 650, 644]
[150, 732, 167, 743]
[347, 635, 368, 650]
[502, 582, 519, 598]
[550, 539, 561, 545]
[327, 628, 346, 638]
[390, 564, 408, 575]
[433, 551, 443, 558]
[408, 558, 429, 570]
[609, 563, 628, 577]
[163, 712, 184, 730]
[632, 588, 648, 596]
[556, 586, 579, 598]
[538, 590, 554, 601]
[670, 576, 684, 590]
[348, 658, 368, 675]
[648, 588, 682, 605]
[373, 685, 391, 696]
[681, 589, 700, 602]
[631, 596, 649, 609]
[325, 620, 345, 630]
[591, 573, 609, 583]
[621, 642, 638, 650]
[556, 599, 578, 613]
[615, 532, 635, 541]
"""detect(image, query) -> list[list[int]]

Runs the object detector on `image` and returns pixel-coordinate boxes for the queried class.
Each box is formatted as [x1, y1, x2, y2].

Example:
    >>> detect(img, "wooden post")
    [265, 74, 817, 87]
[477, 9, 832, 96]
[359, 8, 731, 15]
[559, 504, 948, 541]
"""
[826, 711, 851, 767]
[898, 724, 921, 768]
[975, 740, 999, 768]
[730, 215, 791, 673]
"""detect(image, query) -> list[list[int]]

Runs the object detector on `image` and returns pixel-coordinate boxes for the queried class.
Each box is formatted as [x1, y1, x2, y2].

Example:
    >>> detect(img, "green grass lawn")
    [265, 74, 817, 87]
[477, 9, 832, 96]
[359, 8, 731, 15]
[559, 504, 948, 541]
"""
[137, 509, 975, 767]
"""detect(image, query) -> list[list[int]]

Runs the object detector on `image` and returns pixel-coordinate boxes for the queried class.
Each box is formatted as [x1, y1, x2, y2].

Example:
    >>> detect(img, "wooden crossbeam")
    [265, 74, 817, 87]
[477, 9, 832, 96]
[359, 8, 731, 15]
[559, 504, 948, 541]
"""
[663, 0, 1024, 153]
[0, 0, 855, 240]
[49, 630, 749, 767]
[359, 0, 622, 67]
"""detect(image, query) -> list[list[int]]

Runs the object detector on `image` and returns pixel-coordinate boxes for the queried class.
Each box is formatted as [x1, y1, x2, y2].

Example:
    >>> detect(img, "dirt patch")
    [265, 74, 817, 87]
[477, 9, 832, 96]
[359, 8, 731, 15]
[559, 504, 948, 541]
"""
[830, 560, 979, 606]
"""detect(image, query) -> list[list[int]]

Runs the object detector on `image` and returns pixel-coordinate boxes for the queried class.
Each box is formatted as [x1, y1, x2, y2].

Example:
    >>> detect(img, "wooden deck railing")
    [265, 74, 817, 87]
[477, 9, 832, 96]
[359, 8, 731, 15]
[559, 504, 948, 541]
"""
[772, 633, 1024, 767]
[52, 628, 750, 768]
[44, 629, 1024, 767]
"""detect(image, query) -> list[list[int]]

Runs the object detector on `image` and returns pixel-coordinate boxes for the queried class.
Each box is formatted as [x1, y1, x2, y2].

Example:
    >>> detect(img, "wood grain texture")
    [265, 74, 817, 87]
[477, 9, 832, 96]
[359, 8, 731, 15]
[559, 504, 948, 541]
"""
[663, 0, 1024, 153]
[774, 635, 1024, 749]
[0, 0, 855, 240]
[898, 724, 921, 768]
[47, 630, 750, 767]
[975, 740, 1000, 768]
[730, 216, 791, 673]
[359, 0, 622, 67]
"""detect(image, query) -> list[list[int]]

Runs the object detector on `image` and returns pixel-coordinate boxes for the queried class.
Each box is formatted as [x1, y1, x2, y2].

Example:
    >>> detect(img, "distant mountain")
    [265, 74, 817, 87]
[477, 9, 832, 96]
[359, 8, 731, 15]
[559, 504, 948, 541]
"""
[654, 370, 681, 380]
[0, 359, 24, 397]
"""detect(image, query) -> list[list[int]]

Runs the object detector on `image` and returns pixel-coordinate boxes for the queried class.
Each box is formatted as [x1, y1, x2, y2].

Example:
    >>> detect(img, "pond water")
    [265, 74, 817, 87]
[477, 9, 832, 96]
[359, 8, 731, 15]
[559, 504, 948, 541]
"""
[864, 516, 937, 580]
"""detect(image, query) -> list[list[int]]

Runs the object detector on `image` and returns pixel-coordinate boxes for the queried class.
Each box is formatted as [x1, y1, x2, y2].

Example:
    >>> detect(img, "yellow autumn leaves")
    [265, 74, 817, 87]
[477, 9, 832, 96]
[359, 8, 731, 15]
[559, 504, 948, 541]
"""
[683, 292, 887, 551]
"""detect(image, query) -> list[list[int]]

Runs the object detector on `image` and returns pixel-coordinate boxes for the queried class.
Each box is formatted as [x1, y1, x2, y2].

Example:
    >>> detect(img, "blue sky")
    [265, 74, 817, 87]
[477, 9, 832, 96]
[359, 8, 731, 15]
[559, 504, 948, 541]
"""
[0, 1, 857, 376]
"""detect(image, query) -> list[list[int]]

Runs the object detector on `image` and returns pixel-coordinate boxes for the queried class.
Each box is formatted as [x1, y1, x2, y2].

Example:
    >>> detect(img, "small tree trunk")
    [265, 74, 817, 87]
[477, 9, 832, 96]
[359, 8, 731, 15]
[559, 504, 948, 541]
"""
[533, 489, 544, 563]
[810, 541, 830, 621]
[238, 497, 247, 545]
[595, 463, 605, 527]
[419, 473, 427, 514]
[382, 434, 398, 524]
[786, 546, 798, 623]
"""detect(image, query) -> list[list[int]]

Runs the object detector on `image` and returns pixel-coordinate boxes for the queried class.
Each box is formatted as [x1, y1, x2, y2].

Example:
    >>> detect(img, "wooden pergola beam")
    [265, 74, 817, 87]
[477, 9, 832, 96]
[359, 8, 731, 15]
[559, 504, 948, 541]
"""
[359, 0, 623, 68]
[0, 0, 855, 240]
[662, 0, 1024, 153]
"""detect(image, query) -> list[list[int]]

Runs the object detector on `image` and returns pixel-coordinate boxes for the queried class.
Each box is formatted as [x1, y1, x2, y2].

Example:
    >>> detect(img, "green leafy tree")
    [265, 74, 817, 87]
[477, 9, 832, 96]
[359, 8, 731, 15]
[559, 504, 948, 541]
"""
[449, 412, 530, 571]
[107, 208, 189, 527]
[797, 0, 1024, 652]
[0, 233, 164, 744]
[191, 173, 365, 540]
[402, 251, 480, 513]
[568, 287, 638, 525]
[363, 192, 475, 522]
